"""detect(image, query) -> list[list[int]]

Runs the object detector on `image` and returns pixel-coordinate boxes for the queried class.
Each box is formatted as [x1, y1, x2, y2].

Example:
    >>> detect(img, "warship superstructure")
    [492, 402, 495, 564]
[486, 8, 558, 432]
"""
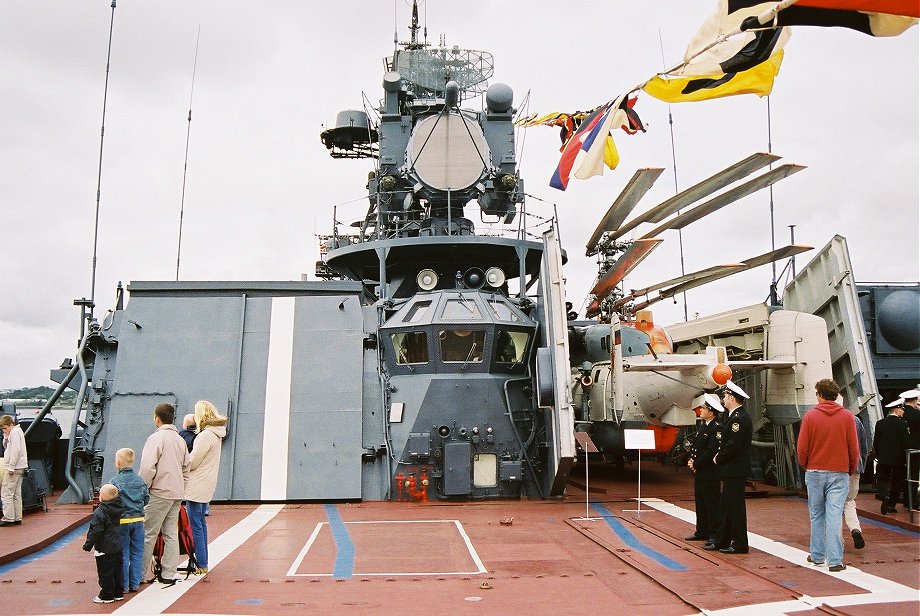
[49, 2, 576, 504]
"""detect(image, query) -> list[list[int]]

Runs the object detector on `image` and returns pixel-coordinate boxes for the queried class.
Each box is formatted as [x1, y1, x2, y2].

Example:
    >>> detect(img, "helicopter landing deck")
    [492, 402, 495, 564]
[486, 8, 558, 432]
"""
[1, 462, 917, 615]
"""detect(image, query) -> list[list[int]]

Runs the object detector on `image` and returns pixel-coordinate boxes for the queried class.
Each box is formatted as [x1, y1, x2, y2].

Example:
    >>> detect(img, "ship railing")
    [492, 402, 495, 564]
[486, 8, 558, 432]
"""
[328, 207, 556, 250]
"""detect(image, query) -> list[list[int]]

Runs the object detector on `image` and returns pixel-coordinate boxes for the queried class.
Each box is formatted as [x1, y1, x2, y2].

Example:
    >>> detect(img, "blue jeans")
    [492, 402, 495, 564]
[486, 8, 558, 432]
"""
[805, 470, 849, 566]
[120, 521, 144, 591]
[186, 500, 208, 569]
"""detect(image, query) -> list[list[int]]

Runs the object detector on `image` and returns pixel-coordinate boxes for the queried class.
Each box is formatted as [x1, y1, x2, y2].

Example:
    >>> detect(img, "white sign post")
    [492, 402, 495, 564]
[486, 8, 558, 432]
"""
[623, 429, 655, 513]
[573, 432, 600, 521]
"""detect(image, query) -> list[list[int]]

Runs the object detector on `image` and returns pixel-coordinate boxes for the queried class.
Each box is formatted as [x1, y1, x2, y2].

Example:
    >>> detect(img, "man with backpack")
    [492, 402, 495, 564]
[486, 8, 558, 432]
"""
[139, 403, 190, 586]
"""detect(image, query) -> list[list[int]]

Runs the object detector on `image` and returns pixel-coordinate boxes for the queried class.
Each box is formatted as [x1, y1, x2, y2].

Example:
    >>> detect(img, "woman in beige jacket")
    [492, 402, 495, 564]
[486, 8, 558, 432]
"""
[185, 401, 227, 574]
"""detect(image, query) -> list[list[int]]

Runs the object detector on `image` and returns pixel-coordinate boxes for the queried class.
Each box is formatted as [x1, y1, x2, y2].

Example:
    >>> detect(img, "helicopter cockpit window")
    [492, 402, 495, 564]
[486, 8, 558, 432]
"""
[391, 331, 429, 365]
[487, 300, 520, 322]
[440, 329, 485, 363]
[403, 300, 432, 324]
[443, 298, 482, 319]
[494, 330, 530, 364]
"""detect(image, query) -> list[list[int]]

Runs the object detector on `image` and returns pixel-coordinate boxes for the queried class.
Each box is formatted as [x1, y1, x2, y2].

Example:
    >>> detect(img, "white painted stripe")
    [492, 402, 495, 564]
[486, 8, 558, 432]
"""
[287, 519, 488, 577]
[113, 504, 284, 615]
[454, 519, 488, 574]
[641, 499, 920, 615]
[287, 522, 324, 576]
[260, 296, 295, 500]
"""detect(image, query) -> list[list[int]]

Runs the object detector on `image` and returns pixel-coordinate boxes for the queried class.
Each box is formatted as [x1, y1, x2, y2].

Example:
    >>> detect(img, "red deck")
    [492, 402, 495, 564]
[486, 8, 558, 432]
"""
[2, 462, 917, 615]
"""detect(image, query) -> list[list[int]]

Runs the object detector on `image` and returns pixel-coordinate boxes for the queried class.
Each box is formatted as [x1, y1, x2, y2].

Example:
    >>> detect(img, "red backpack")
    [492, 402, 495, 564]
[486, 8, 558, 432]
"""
[152, 503, 197, 580]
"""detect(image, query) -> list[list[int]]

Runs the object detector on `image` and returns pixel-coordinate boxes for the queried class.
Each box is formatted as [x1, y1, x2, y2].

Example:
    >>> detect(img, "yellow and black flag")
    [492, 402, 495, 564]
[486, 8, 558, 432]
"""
[643, 1, 791, 103]
[742, 1, 917, 36]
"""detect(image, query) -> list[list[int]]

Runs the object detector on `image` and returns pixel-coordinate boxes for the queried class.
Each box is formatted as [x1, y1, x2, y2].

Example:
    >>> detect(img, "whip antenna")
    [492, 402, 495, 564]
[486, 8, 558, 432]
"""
[767, 95, 778, 305]
[176, 24, 201, 280]
[89, 0, 118, 319]
[659, 29, 688, 322]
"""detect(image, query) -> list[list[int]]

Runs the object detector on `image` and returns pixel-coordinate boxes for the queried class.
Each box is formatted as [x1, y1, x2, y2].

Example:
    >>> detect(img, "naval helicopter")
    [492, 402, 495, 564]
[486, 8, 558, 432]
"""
[567, 155, 833, 460]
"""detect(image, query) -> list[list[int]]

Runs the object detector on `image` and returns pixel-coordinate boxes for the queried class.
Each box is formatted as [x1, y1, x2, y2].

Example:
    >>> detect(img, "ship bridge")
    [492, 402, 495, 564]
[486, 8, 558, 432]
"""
[381, 289, 536, 376]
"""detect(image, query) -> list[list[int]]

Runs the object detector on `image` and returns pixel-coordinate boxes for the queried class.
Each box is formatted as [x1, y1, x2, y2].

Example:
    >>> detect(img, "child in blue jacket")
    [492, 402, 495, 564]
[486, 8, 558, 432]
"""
[111, 447, 149, 593]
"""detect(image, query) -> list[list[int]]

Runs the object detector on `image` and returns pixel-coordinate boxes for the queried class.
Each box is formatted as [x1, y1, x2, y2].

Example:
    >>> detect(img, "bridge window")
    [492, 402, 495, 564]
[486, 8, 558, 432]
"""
[403, 300, 432, 323]
[487, 300, 520, 322]
[494, 330, 530, 364]
[440, 329, 485, 362]
[443, 298, 481, 319]
[392, 331, 429, 364]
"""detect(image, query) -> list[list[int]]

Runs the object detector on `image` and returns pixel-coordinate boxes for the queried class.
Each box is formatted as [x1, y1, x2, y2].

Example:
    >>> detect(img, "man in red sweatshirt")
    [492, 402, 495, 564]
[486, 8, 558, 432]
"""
[797, 379, 859, 572]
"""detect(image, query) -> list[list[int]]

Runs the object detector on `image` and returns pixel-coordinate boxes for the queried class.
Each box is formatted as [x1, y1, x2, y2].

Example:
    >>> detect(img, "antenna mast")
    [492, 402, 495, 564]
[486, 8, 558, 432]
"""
[176, 24, 201, 281]
[88, 0, 118, 320]
[658, 30, 689, 322]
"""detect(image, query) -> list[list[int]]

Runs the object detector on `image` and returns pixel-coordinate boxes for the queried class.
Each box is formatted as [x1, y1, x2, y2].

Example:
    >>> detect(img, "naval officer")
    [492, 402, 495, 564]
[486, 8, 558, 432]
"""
[705, 380, 752, 554]
[686, 393, 724, 545]
[874, 398, 910, 514]
[898, 389, 920, 510]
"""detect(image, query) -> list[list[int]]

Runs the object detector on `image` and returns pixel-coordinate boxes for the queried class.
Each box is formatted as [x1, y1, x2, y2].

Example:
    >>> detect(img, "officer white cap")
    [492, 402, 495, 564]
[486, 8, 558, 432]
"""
[723, 380, 749, 400]
[885, 398, 905, 408]
[702, 393, 725, 413]
[897, 389, 920, 400]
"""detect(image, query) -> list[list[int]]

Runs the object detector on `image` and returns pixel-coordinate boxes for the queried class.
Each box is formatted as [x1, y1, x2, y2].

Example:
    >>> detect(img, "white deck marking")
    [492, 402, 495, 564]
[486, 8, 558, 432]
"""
[640, 498, 920, 614]
[261, 296, 295, 499]
[113, 504, 284, 615]
[288, 519, 487, 577]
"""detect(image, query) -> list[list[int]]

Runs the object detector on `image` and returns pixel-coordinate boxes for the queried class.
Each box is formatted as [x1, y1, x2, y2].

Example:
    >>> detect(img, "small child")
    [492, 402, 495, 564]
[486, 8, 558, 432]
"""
[178, 414, 197, 452]
[110, 448, 149, 593]
[83, 483, 124, 603]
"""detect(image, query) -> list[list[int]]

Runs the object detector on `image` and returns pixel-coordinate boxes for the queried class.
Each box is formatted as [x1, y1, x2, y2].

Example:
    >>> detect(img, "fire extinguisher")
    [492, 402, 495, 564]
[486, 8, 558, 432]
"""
[394, 471, 405, 501]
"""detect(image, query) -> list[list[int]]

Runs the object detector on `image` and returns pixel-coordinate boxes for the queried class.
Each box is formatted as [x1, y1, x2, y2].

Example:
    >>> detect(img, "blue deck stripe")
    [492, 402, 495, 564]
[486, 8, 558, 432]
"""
[323, 504, 354, 579]
[590, 502, 687, 570]
[0, 522, 89, 575]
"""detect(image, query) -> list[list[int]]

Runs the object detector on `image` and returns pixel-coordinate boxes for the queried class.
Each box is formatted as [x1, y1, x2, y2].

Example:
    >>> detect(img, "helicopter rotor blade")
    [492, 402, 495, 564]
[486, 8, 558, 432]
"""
[586, 167, 664, 255]
[609, 152, 781, 241]
[639, 164, 806, 240]
[613, 263, 746, 309]
[630, 244, 813, 311]
[589, 238, 663, 298]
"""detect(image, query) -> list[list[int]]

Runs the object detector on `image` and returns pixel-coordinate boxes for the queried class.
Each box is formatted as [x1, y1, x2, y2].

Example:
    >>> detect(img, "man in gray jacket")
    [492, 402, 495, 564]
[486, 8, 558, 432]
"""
[139, 403, 190, 585]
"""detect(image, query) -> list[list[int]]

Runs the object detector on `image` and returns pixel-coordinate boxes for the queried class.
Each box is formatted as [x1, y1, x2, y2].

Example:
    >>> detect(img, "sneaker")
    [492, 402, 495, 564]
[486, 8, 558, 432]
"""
[807, 555, 825, 566]
[114, 596, 124, 601]
[829, 564, 847, 572]
[93, 596, 114, 604]
[851, 529, 865, 549]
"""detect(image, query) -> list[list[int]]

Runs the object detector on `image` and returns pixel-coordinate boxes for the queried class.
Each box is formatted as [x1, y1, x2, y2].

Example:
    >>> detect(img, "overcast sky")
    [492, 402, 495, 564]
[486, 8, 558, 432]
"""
[1, 1, 917, 389]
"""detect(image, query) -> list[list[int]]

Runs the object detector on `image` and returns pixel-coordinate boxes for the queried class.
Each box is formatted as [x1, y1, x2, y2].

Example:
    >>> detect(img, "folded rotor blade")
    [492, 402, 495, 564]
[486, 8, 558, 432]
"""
[610, 152, 781, 241]
[589, 238, 663, 298]
[639, 164, 805, 240]
[586, 168, 664, 255]
[612, 263, 746, 309]
[631, 244, 813, 311]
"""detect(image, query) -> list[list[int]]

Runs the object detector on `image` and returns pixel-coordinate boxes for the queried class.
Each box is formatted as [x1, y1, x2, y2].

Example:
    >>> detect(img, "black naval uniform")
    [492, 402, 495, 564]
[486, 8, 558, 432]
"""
[874, 411, 910, 512]
[713, 405, 752, 552]
[901, 404, 920, 509]
[690, 418, 722, 542]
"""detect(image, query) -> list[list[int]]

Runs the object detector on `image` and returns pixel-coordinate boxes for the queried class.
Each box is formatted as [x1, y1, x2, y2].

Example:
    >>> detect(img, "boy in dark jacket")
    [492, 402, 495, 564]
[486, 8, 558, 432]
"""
[83, 483, 125, 603]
